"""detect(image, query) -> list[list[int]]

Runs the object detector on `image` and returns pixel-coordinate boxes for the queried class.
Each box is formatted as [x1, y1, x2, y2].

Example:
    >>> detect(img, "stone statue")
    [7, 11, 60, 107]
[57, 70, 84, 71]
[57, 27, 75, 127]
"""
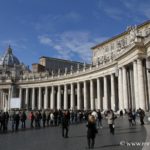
[129, 25, 138, 43]
[65, 67, 67, 74]
[77, 64, 80, 70]
[70, 65, 73, 71]
[58, 69, 60, 75]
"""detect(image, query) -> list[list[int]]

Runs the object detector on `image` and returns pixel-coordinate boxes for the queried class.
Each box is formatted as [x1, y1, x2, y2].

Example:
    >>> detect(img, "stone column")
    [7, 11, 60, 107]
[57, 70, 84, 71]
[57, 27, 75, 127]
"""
[77, 82, 81, 110]
[44, 86, 48, 109]
[19, 88, 22, 109]
[50, 86, 55, 110]
[8, 88, 11, 110]
[133, 60, 139, 110]
[137, 59, 146, 110]
[38, 87, 42, 110]
[111, 74, 115, 111]
[103, 76, 108, 110]
[2, 92, 5, 109]
[97, 78, 101, 110]
[84, 81, 88, 110]
[146, 58, 150, 110]
[118, 68, 124, 110]
[32, 88, 35, 110]
[25, 88, 29, 109]
[57, 85, 61, 110]
[122, 67, 128, 109]
[90, 80, 94, 110]
[129, 69, 134, 109]
[71, 83, 75, 110]
[64, 84, 68, 110]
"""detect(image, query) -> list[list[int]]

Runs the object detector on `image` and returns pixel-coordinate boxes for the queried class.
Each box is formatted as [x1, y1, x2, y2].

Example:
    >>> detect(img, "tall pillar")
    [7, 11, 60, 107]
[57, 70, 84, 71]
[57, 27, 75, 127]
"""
[122, 67, 128, 109]
[103, 76, 108, 110]
[133, 61, 139, 110]
[111, 74, 115, 111]
[44, 86, 48, 109]
[64, 84, 68, 110]
[97, 78, 101, 110]
[32, 88, 35, 110]
[25, 88, 29, 109]
[19, 88, 22, 109]
[118, 68, 124, 110]
[77, 82, 81, 110]
[8, 88, 11, 110]
[90, 80, 94, 110]
[2, 92, 5, 109]
[84, 81, 88, 110]
[71, 83, 75, 110]
[129, 69, 134, 109]
[57, 85, 61, 110]
[38, 87, 42, 110]
[137, 59, 146, 110]
[50, 86, 55, 110]
[146, 58, 150, 110]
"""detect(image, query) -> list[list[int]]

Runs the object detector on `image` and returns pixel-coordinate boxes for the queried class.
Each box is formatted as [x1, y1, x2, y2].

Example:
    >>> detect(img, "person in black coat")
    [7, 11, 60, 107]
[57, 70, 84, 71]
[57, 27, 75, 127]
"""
[138, 108, 145, 125]
[61, 111, 69, 138]
[86, 115, 98, 149]
[15, 112, 20, 131]
[1, 112, 6, 132]
[30, 111, 35, 128]
[42, 111, 46, 127]
[21, 111, 27, 129]
[5, 112, 9, 131]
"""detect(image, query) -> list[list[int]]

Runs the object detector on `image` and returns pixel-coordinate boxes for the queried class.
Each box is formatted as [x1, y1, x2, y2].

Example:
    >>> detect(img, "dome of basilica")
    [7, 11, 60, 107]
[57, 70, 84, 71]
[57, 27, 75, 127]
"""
[0, 46, 20, 66]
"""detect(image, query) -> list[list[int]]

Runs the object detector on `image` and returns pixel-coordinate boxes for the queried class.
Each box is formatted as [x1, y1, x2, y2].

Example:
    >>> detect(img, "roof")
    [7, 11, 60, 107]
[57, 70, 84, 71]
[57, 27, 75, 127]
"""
[40, 56, 84, 64]
[91, 20, 150, 50]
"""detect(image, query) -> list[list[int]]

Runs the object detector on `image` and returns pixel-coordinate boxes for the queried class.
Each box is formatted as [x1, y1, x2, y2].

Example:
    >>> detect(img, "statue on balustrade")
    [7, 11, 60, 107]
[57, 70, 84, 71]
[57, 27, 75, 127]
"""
[129, 25, 138, 43]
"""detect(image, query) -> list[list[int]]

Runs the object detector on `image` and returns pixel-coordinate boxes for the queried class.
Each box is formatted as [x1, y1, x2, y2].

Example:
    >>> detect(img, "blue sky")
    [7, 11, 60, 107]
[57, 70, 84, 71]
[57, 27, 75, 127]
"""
[0, 0, 150, 67]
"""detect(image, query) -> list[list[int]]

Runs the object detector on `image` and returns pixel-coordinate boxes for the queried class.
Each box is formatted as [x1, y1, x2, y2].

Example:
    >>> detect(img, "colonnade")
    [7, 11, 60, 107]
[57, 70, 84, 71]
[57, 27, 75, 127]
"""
[17, 73, 117, 111]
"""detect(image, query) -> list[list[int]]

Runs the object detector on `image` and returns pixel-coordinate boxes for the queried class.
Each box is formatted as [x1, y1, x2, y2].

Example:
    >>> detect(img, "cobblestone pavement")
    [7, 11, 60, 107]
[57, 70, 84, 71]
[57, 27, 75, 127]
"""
[0, 116, 148, 150]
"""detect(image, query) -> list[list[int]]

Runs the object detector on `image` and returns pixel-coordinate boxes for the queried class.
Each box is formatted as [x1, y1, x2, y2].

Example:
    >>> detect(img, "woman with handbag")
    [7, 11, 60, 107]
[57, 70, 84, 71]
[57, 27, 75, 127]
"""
[86, 115, 98, 149]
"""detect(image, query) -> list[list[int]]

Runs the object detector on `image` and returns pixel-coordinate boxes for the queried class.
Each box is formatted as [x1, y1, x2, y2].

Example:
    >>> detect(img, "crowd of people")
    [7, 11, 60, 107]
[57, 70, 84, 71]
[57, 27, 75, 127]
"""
[0, 107, 146, 149]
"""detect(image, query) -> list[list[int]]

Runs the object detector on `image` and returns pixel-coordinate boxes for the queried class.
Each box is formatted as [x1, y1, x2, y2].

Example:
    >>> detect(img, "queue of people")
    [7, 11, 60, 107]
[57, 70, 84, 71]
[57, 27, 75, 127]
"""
[0, 107, 146, 149]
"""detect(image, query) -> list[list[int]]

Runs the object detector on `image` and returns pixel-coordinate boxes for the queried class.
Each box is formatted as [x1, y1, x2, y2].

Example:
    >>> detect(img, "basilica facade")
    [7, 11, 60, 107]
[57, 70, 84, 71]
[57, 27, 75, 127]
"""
[0, 20, 150, 112]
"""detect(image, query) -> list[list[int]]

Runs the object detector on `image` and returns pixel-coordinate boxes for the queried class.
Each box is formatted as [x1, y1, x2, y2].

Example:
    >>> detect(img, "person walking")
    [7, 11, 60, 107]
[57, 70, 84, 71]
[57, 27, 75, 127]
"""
[30, 111, 35, 128]
[97, 110, 103, 128]
[132, 109, 137, 125]
[20, 111, 27, 129]
[120, 110, 123, 117]
[128, 109, 133, 127]
[14, 112, 20, 131]
[106, 110, 116, 135]
[86, 115, 98, 149]
[5, 111, 9, 131]
[61, 111, 69, 138]
[42, 111, 46, 128]
[138, 108, 145, 125]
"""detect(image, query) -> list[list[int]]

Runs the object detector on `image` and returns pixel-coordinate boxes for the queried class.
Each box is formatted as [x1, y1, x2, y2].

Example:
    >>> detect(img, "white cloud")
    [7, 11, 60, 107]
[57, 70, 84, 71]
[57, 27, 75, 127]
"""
[38, 35, 52, 46]
[38, 31, 107, 63]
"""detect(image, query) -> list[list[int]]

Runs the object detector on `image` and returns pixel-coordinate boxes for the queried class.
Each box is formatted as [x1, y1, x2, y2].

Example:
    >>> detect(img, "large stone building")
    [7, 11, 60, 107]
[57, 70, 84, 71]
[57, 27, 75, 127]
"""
[32, 56, 86, 74]
[0, 20, 150, 112]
